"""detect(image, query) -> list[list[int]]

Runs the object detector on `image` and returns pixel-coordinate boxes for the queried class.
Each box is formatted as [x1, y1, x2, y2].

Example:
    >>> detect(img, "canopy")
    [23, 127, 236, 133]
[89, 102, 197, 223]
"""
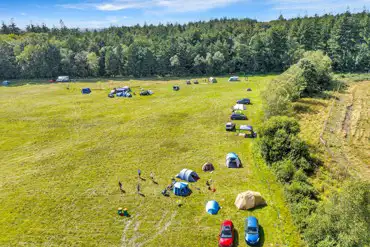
[206, 200, 220, 215]
[233, 104, 246, 110]
[235, 191, 266, 210]
[173, 182, 191, 196]
[240, 125, 253, 131]
[117, 86, 131, 92]
[176, 169, 200, 182]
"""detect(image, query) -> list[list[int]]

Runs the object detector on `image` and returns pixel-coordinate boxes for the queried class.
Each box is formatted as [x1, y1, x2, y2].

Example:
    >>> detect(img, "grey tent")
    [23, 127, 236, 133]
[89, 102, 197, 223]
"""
[176, 169, 200, 182]
[202, 162, 215, 172]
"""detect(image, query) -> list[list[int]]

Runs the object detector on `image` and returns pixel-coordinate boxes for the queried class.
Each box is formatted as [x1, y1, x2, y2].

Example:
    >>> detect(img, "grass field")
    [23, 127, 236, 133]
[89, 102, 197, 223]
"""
[295, 79, 370, 198]
[0, 76, 302, 246]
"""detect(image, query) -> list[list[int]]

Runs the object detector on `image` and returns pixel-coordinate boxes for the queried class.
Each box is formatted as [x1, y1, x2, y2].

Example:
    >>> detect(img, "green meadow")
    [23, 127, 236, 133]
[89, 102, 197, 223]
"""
[0, 76, 302, 246]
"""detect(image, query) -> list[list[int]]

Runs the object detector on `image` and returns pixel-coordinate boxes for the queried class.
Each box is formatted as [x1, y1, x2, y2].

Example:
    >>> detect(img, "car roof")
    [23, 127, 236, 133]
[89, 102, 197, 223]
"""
[246, 216, 258, 227]
[222, 220, 233, 227]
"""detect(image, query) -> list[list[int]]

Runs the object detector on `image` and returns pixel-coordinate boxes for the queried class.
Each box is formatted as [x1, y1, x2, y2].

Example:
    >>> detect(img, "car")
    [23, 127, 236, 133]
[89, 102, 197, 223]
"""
[226, 122, 236, 131]
[56, 76, 70, 82]
[218, 220, 235, 247]
[237, 98, 251, 104]
[245, 216, 260, 246]
[230, 113, 247, 120]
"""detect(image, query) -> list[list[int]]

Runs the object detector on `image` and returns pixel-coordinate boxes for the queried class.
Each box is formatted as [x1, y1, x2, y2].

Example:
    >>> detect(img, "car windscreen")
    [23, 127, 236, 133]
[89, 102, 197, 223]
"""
[247, 227, 258, 234]
[221, 226, 232, 238]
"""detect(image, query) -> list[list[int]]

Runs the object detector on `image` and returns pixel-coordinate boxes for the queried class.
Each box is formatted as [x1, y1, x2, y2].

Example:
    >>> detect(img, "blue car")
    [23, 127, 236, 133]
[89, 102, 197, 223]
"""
[245, 216, 260, 246]
[230, 113, 247, 120]
[237, 98, 251, 104]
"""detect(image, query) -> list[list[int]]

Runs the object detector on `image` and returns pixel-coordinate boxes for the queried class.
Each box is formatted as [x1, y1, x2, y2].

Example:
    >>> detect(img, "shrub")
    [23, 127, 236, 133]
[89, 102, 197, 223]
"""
[304, 180, 370, 247]
[272, 160, 296, 183]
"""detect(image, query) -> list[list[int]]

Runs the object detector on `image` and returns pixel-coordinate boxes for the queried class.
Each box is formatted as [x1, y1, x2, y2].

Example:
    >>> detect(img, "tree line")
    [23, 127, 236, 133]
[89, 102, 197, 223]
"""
[0, 11, 369, 80]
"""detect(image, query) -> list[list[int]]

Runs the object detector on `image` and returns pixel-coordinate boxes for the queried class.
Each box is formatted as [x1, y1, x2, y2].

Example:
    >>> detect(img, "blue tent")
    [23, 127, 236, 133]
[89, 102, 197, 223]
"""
[176, 169, 200, 182]
[206, 200, 220, 215]
[81, 88, 91, 94]
[2, 81, 9, 86]
[117, 86, 131, 93]
[173, 182, 191, 197]
[116, 91, 132, 97]
[226, 152, 241, 168]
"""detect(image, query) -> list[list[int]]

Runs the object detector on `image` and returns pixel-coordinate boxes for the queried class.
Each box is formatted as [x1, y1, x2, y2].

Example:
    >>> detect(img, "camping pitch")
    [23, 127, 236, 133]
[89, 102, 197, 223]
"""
[81, 88, 91, 94]
[235, 191, 266, 210]
[173, 182, 191, 196]
[176, 169, 200, 182]
[226, 153, 242, 168]
[206, 200, 220, 215]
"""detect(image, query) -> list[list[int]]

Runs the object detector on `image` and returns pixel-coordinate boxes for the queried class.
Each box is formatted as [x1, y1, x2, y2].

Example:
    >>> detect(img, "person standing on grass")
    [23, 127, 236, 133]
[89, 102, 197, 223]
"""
[150, 172, 154, 181]
[138, 169, 141, 178]
[137, 183, 141, 194]
[118, 181, 124, 193]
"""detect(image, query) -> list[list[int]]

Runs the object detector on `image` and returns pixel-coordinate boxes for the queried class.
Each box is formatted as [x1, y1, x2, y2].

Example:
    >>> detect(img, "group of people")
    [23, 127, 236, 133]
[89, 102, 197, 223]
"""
[118, 169, 156, 196]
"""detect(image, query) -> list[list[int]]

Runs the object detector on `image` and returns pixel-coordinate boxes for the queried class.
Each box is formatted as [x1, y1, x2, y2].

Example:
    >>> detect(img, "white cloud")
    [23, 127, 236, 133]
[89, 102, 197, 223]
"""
[60, 0, 247, 12]
[269, 0, 369, 12]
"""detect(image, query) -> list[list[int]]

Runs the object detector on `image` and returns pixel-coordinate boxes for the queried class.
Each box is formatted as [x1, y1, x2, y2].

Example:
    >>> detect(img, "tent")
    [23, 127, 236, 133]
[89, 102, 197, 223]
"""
[176, 169, 200, 182]
[173, 182, 191, 196]
[233, 104, 246, 110]
[186, 80, 191, 85]
[247, 88, 252, 91]
[202, 162, 215, 172]
[117, 86, 131, 93]
[209, 77, 217, 83]
[226, 152, 241, 168]
[173, 85, 180, 91]
[228, 76, 239, 82]
[193, 80, 199, 84]
[239, 125, 256, 138]
[117, 92, 132, 97]
[2, 81, 9, 86]
[81, 88, 91, 94]
[235, 191, 266, 210]
[206, 200, 220, 215]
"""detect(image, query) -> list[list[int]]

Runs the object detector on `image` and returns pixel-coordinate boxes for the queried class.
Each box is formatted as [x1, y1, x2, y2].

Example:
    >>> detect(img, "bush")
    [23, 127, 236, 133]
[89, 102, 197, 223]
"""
[304, 180, 370, 247]
[272, 160, 295, 183]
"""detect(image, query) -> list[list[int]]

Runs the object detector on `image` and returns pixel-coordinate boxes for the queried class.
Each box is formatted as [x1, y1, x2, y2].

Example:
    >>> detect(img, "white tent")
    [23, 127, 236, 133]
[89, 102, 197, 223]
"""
[233, 104, 246, 110]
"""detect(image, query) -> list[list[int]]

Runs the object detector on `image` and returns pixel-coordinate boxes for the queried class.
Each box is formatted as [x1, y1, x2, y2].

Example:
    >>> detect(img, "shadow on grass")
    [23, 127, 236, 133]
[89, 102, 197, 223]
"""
[234, 228, 240, 247]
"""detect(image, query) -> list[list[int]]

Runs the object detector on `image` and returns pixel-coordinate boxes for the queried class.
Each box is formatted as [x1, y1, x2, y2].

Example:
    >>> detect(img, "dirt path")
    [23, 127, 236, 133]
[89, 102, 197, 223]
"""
[322, 81, 370, 180]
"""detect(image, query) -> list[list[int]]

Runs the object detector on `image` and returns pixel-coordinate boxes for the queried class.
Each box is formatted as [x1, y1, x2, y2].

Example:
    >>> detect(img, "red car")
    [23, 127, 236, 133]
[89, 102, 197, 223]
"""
[218, 220, 235, 247]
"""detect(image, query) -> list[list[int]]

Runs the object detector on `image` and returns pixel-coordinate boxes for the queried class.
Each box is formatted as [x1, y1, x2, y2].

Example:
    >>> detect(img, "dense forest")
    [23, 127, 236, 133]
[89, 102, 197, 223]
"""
[0, 11, 369, 79]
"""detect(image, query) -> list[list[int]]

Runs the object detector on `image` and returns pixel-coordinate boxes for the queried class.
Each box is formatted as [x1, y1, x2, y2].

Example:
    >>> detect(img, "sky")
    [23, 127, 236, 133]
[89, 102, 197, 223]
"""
[0, 0, 369, 29]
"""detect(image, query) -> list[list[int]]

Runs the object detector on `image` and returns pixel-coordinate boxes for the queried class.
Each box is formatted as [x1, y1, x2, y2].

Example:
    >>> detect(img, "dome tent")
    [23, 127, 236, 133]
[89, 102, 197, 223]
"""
[206, 200, 220, 215]
[202, 162, 215, 172]
[173, 182, 191, 196]
[176, 169, 200, 182]
[235, 191, 266, 210]
[81, 88, 91, 94]
[209, 77, 217, 83]
[226, 152, 242, 168]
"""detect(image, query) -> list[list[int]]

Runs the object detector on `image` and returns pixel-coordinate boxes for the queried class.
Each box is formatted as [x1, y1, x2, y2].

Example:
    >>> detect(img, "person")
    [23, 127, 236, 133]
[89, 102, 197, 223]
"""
[138, 169, 141, 178]
[110, 88, 117, 94]
[150, 172, 154, 180]
[137, 183, 141, 194]
[118, 181, 124, 193]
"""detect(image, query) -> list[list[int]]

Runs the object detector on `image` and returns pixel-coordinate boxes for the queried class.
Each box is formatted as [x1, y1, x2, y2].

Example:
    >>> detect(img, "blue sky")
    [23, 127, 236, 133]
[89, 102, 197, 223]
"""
[0, 0, 369, 28]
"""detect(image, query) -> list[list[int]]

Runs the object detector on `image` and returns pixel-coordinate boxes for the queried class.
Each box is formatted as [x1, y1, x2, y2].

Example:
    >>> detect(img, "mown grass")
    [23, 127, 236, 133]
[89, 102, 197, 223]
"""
[0, 76, 302, 246]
